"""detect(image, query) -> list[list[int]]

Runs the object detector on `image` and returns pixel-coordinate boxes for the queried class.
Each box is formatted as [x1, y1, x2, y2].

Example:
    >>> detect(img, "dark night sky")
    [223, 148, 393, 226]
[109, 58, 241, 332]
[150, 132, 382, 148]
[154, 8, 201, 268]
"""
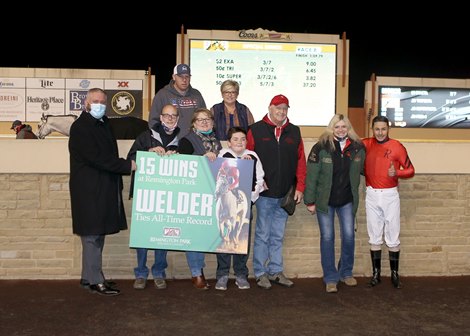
[4, 9, 469, 108]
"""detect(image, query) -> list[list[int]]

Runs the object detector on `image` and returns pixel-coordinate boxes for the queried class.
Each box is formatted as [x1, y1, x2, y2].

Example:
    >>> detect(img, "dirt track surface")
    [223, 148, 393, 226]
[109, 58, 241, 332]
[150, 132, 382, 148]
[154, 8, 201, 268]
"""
[1, 277, 469, 336]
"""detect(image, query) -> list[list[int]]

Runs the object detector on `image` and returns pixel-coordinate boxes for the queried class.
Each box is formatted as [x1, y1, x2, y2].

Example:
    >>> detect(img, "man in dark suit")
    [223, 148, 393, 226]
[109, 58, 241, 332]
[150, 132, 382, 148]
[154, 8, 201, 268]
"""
[68, 88, 136, 296]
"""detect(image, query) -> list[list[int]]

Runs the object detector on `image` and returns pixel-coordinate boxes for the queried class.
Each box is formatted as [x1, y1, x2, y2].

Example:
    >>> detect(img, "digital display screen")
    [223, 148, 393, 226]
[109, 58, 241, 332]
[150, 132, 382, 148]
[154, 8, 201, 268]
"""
[189, 39, 337, 126]
[378, 86, 470, 128]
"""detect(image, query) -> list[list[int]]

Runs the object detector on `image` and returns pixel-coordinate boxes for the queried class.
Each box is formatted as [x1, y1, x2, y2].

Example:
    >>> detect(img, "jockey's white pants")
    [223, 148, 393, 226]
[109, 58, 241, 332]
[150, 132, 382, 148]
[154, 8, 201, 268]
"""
[365, 186, 401, 249]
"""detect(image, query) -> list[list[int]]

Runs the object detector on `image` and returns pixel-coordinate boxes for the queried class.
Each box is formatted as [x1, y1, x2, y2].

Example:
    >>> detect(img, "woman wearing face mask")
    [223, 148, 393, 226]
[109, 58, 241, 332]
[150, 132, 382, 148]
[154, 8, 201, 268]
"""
[304, 114, 365, 294]
[69, 88, 136, 296]
[178, 108, 222, 289]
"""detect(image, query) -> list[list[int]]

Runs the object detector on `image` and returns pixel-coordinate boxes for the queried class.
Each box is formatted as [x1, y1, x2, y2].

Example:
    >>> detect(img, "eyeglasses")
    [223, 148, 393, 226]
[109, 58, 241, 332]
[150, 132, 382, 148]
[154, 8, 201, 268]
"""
[161, 114, 178, 119]
[223, 91, 238, 95]
[195, 118, 212, 123]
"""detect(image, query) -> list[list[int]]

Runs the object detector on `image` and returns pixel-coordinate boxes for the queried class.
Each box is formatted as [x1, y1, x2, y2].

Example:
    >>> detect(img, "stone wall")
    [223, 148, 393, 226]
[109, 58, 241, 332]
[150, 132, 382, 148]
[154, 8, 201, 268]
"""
[1, 173, 469, 280]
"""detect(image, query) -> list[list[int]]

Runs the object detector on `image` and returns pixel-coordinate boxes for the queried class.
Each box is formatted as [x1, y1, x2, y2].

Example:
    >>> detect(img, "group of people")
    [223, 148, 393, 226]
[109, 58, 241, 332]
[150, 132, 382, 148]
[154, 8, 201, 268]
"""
[68, 63, 414, 297]
[138, 63, 304, 292]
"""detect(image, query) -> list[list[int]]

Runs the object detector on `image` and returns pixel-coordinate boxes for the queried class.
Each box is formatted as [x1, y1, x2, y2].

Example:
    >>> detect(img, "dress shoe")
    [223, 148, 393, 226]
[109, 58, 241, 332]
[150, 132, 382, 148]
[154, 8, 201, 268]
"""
[80, 279, 117, 289]
[191, 275, 210, 290]
[89, 283, 121, 296]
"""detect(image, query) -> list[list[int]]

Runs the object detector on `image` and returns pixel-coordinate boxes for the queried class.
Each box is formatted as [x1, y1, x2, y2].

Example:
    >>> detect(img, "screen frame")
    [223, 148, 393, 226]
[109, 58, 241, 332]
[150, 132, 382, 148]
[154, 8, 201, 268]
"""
[177, 29, 349, 138]
[365, 76, 470, 141]
[378, 85, 470, 129]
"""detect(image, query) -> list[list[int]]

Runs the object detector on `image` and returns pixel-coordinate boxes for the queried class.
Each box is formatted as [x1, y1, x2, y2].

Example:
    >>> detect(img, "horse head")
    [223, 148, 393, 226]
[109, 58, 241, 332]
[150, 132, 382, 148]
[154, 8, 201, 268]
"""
[37, 114, 77, 139]
[37, 114, 51, 139]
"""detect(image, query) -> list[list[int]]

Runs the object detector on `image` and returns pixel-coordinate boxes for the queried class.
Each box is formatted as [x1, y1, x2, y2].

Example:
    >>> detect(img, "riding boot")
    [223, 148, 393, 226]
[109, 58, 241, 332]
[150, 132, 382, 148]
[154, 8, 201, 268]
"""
[389, 251, 402, 289]
[232, 189, 243, 204]
[368, 250, 381, 287]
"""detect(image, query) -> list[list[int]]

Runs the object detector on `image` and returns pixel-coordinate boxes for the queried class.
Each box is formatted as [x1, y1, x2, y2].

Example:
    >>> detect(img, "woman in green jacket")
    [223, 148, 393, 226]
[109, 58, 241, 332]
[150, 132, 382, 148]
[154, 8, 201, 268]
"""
[304, 114, 365, 293]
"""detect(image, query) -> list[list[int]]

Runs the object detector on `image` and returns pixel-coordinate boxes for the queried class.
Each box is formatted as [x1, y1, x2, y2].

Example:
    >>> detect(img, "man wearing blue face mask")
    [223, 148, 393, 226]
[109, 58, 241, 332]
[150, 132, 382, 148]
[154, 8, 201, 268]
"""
[89, 102, 107, 119]
[69, 88, 137, 296]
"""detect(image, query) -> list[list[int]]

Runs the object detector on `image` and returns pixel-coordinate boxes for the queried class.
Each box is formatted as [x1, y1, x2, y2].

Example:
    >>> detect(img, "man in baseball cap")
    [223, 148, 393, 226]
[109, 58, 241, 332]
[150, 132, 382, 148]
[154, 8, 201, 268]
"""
[245, 93, 306, 290]
[10, 120, 22, 130]
[149, 62, 206, 139]
[10, 119, 38, 139]
[270, 94, 290, 107]
[173, 64, 191, 76]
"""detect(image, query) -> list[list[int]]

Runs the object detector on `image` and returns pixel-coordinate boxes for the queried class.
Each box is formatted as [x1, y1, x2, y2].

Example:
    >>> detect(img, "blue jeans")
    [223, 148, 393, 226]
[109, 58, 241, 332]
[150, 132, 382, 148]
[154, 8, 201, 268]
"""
[253, 196, 288, 278]
[134, 248, 168, 279]
[216, 253, 249, 278]
[185, 251, 205, 277]
[134, 249, 205, 278]
[316, 202, 356, 284]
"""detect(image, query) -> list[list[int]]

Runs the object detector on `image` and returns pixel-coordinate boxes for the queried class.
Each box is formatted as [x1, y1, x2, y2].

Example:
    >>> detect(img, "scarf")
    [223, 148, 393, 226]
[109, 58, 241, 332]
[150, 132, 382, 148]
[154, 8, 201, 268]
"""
[194, 129, 220, 155]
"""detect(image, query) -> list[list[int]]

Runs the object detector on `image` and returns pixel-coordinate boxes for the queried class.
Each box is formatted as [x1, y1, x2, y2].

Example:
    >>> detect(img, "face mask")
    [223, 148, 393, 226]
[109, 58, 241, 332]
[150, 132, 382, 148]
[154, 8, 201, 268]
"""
[162, 121, 177, 133]
[198, 129, 212, 135]
[90, 103, 106, 119]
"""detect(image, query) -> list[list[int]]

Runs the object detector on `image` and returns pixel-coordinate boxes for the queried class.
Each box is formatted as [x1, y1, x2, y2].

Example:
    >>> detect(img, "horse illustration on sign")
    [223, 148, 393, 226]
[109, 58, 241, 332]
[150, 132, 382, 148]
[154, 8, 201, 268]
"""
[214, 159, 249, 250]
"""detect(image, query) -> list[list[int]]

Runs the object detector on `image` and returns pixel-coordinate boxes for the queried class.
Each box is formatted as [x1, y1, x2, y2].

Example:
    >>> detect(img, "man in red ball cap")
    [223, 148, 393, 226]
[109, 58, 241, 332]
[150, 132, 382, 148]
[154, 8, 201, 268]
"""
[10, 120, 38, 139]
[246, 94, 306, 289]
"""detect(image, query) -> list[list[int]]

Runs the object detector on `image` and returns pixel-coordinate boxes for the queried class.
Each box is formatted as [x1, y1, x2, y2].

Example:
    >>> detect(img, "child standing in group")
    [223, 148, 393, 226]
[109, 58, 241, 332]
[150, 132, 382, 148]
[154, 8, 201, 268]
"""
[215, 127, 265, 290]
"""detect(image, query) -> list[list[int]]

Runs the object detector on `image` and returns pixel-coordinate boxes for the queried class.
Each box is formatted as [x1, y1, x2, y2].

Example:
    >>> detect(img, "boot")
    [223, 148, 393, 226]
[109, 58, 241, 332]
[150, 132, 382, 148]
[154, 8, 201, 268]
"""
[389, 251, 402, 289]
[368, 250, 381, 287]
[231, 189, 244, 204]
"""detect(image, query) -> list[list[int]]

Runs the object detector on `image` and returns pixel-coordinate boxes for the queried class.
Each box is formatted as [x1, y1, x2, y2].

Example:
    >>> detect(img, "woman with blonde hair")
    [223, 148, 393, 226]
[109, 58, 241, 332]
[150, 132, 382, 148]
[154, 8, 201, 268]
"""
[304, 114, 365, 293]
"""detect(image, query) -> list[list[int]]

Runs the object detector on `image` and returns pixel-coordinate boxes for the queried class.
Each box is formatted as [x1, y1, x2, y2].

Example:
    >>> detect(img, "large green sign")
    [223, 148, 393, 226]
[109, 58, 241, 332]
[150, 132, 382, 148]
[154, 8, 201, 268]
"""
[130, 152, 254, 254]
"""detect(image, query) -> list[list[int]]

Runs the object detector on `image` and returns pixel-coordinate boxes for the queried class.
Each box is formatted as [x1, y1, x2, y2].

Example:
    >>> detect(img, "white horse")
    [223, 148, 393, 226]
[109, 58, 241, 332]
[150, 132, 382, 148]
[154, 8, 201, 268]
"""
[37, 113, 78, 139]
[215, 174, 249, 249]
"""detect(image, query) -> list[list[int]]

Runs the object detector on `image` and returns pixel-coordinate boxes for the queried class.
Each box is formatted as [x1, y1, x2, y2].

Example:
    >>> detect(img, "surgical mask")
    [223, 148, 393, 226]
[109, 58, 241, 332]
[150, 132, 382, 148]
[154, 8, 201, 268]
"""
[162, 121, 177, 133]
[198, 129, 212, 135]
[90, 104, 106, 119]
